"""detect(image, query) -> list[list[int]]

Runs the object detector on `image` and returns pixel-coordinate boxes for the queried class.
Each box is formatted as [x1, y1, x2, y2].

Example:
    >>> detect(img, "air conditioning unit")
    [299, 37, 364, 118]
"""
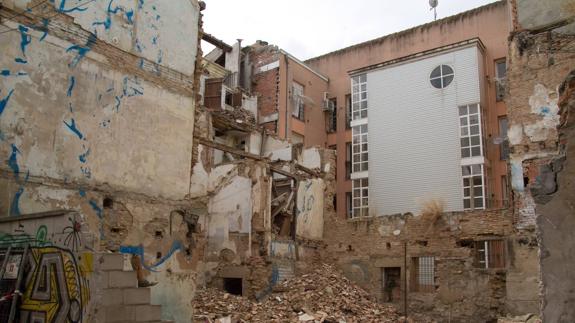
[323, 99, 335, 112]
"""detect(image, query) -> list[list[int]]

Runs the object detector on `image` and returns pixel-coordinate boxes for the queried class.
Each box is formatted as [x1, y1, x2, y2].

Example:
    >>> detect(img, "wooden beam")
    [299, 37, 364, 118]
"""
[202, 32, 233, 52]
[295, 163, 321, 177]
[196, 137, 263, 161]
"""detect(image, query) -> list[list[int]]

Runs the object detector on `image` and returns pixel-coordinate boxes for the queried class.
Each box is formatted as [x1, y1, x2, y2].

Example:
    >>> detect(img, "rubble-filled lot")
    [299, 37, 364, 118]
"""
[193, 264, 404, 322]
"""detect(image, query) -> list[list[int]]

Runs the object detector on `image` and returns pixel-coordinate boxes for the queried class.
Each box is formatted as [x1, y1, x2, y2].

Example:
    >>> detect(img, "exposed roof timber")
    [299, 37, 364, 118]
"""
[349, 38, 486, 76]
[202, 32, 232, 52]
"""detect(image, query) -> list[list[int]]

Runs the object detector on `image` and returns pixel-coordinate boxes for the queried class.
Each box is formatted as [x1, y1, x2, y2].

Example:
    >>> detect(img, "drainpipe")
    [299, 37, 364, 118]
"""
[284, 53, 290, 139]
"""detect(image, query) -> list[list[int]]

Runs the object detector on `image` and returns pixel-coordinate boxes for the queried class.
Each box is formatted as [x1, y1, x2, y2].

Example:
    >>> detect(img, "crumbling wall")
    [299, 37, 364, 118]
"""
[321, 207, 539, 322]
[507, 20, 575, 321]
[0, 1, 202, 322]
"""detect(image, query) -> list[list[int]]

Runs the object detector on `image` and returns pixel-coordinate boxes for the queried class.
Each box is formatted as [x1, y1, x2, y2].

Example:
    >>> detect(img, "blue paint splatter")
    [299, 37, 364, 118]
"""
[66, 34, 96, 68]
[151, 35, 158, 45]
[114, 96, 122, 111]
[89, 200, 102, 218]
[67, 76, 76, 97]
[120, 241, 182, 272]
[155, 14, 160, 21]
[125, 10, 134, 23]
[81, 166, 91, 178]
[93, 0, 135, 30]
[79, 189, 86, 197]
[17, 71, 27, 76]
[139, 58, 144, 69]
[1, 70, 10, 76]
[157, 49, 163, 64]
[123, 76, 143, 97]
[15, 58, 27, 64]
[63, 118, 84, 139]
[0, 89, 14, 117]
[69, 102, 73, 112]
[56, 0, 91, 13]
[18, 25, 32, 57]
[10, 187, 24, 216]
[39, 18, 49, 41]
[135, 39, 143, 53]
[138, 0, 144, 9]
[539, 106, 550, 116]
[7, 144, 20, 179]
[79, 148, 90, 163]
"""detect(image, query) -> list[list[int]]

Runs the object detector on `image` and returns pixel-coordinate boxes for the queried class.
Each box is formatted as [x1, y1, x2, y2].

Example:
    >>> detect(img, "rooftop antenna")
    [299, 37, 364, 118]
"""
[429, 0, 438, 21]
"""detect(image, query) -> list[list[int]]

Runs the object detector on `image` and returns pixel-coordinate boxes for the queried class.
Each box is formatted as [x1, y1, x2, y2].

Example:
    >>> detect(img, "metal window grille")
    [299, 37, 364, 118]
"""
[412, 256, 434, 292]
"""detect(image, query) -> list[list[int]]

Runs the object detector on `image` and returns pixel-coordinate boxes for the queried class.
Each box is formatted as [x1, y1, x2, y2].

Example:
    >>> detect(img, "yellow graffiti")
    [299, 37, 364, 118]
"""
[19, 247, 91, 323]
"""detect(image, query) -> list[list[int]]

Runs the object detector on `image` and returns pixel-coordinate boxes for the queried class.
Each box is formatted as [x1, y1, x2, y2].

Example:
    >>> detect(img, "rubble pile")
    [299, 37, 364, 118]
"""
[193, 264, 401, 322]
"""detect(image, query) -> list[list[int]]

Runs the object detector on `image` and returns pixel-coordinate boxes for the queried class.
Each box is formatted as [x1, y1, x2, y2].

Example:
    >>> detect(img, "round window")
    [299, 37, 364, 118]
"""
[430, 65, 454, 89]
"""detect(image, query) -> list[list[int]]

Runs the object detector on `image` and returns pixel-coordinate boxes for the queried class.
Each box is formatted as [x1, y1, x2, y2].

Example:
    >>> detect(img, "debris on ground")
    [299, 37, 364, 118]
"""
[497, 314, 541, 323]
[193, 263, 402, 322]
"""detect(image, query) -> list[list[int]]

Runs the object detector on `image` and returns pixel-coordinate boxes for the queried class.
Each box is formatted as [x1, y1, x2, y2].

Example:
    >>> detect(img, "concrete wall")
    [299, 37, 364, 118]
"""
[296, 178, 325, 240]
[515, 0, 575, 33]
[507, 16, 575, 321]
[0, 1, 201, 322]
[322, 208, 539, 322]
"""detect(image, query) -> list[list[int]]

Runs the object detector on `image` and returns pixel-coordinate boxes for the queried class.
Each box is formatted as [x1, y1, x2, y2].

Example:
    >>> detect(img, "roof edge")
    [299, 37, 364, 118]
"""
[306, 0, 506, 63]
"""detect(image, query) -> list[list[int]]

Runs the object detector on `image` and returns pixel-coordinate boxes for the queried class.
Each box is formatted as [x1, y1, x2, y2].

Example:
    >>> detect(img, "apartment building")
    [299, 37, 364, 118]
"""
[307, 0, 511, 218]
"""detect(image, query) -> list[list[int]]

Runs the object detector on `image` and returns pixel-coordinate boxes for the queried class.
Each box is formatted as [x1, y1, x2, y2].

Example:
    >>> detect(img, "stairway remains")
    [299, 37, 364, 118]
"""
[98, 253, 172, 323]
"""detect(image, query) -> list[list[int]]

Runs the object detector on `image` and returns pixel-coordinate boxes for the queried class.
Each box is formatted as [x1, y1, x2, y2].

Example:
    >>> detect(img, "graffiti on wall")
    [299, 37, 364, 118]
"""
[19, 247, 92, 323]
[119, 240, 182, 272]
[0, 212, 93, 322]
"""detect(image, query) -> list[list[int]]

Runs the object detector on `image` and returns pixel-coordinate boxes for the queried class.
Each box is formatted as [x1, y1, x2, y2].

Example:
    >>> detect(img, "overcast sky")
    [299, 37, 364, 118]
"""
[201, 0, 499, 60]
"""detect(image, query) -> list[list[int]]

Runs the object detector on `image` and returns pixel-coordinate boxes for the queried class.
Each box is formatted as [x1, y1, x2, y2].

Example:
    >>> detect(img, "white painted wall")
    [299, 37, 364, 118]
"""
[366, 45, 482, 215]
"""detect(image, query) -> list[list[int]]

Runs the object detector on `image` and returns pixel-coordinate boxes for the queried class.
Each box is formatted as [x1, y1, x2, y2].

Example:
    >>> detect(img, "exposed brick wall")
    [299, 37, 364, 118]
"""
[249, 44, 281, 134]
[321, 208, 539, 321]
[507, 27, 575, 321]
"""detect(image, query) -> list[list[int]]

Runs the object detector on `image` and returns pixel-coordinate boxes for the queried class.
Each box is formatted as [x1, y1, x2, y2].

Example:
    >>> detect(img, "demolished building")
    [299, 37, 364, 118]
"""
[0, 0, 333, 322]
[0, 0, 573, 322]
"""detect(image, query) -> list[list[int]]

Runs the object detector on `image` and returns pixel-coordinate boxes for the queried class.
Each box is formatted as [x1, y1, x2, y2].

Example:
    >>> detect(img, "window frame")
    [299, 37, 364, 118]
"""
[474, 239, 506, 269]
[352, 124, 368, 173]
[345, 94, 352, 129]
[345, 142, 352, 180]
[459, 103, 484, 159]
[411, 256, 435, 293]
[352, 178, 369, 218]
[345, 192, 353, 218]
[351, 74, 367, 121]
[292, 82, 305, 121]
[429, 65, 454, 89]
[498, 116, 509, 160]
[495, 59, 507, 102]
[462, 164, 486, 210]
[327, 98, 337, 133]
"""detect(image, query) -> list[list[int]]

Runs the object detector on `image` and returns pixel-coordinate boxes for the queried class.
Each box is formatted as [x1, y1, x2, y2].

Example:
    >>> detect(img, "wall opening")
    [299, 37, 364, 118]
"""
[382, 267, 401, 303]
[223, 278, 243, 296]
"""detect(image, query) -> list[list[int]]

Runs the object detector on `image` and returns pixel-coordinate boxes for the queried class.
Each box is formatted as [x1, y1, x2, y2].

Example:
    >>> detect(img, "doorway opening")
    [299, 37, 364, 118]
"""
[223, 277, 243, 296]
[382, 267, 401, 302]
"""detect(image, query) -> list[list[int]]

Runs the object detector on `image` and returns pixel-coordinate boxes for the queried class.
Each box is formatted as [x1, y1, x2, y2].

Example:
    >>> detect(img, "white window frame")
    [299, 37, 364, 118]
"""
[352, 178, 369, 218]
[412, 256, 435, 292]
[459, 103, 483, 159]
[462, 164, 486, 210]
[352, 122, 368, 174]
[351, 74, 367, 121]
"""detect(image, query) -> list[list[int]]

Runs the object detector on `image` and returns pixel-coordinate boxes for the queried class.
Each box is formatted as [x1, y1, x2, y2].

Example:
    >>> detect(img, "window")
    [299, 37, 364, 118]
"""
[501, 175, 510, 208]
[346, 192, 352, 218]
[459, 104, 483, 158]
[475, 240, 506, 269]
[430, 65, 454, 89]
[292, 132, 304, 144]
[292, 82, 305, 120]
[351, 74, 367, 120]
[345, 142, 352, 179]
[498, 116, 509, 160]
[352, 178, 369, 217]
[495, 59, 507, 102]
[462, 164, 485, 210]
[327, 98, 337, 133]
[411, 257, 435, 292]
[352, 124, 368, 173]
[345, 94, 352, 129]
